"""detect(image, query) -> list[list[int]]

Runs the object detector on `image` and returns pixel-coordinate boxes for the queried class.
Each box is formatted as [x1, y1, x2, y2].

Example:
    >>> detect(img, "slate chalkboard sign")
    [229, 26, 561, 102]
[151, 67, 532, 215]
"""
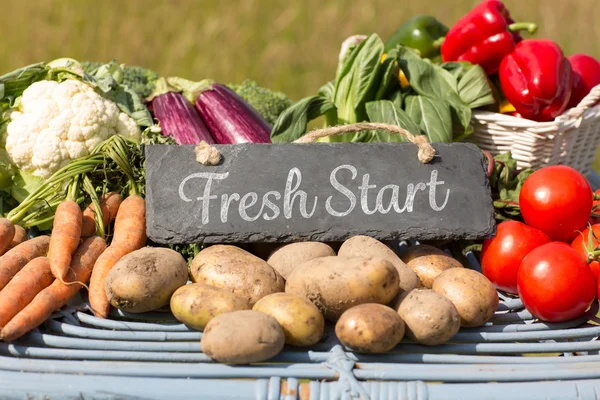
[145, 142, 495, 244]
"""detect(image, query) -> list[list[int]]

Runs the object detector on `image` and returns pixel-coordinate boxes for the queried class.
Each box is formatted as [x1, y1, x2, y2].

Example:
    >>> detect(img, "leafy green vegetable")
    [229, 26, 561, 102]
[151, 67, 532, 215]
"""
[0, 63, 47, 108]
[442, 62, 495, 109]
[489, 152, 534, 221]
[227, 80, 293, 126]
[318, 81, 335, 103]
[365, 100, 420, 142]
[396, 46, 472, 138]
[332, 34, 385, 141]
[271, 96, 337, 143]
[404, 94, 452, 143]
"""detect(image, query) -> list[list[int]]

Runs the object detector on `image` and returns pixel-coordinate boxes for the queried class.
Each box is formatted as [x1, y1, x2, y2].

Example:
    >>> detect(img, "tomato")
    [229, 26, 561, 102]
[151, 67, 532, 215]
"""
[571, 224, 600, 279]
[481, 221, 550, 294]
[517, 242, 596, 322]
[520, 166, 593, 242]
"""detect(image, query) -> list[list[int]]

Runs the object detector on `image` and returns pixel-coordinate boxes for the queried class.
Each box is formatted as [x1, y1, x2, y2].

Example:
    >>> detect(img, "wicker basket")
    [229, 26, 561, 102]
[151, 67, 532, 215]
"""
[467, 84, 600, 177]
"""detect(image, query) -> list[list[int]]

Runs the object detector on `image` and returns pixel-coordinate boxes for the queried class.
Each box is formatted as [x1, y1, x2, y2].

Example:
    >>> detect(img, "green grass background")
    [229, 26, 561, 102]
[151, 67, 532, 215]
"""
[3, 0, 599, 101]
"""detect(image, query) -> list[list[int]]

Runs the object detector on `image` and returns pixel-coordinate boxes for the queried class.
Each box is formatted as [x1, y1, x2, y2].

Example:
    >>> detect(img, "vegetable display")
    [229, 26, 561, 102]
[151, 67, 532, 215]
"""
[0, 0, 599, 366]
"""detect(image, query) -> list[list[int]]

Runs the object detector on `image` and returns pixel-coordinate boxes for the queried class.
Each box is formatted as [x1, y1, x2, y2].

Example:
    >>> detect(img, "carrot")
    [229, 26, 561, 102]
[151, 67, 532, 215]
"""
[111, 195, 147, 249]
[0, 236, 106, 341]
[0, 236, 50, 291]
[88, 245, 131, 318]
[88, 195, 146, 318]
[47, 199, 83, 281]
[81, 192, 123, 237]
[0, 218, 15, 257]
[0, 257, 53, 328]
[8, 225, 28, 250]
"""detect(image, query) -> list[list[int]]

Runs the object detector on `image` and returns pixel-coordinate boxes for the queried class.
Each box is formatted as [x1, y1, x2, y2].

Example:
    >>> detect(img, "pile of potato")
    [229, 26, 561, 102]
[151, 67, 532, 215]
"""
[103, 236, 499, 365]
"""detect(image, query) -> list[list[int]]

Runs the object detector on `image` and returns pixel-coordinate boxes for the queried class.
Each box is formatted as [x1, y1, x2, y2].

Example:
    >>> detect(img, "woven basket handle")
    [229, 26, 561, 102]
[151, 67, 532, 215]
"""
[293, 122, 436, 164]
[564, 83, 600, 120]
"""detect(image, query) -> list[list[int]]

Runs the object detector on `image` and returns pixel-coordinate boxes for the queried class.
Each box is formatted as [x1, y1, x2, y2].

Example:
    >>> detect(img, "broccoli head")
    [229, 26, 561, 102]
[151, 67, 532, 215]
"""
[82, 61, 159, 99]
[227, 80, 293, 126]
[122, 65, 160, 99]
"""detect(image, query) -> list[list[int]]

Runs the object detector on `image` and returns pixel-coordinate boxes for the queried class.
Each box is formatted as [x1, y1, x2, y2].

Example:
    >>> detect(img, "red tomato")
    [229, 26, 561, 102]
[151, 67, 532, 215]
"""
[518, 242, 596, 322]
[571, 224, 600, 279]
[481, 221, 550, 294]
[520, 166, 593, 242]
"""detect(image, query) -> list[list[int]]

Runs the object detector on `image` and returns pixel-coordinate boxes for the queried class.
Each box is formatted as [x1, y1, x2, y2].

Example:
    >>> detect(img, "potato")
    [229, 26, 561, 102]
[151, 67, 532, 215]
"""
[170, 283, 250, 330]
[267, 242, 336, 279]
[432, 268, 499, 328]
[338, 236, 419, 292]
[400, 244, 463, 288]
[190, 245, 284, 306]
[400, 244, 447, 262]
[335, 304, 404, 353]
[286, 256, 399, 321]
[201, 310, 285, 364]
[253, 293, 324, 347]
[105, 247, 188, 313]
[393, 288, 460, 345]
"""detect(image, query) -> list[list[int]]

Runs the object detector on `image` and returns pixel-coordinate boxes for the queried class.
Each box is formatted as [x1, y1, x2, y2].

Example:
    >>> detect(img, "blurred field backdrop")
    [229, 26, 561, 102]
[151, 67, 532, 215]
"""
[3, 0, 599, 101]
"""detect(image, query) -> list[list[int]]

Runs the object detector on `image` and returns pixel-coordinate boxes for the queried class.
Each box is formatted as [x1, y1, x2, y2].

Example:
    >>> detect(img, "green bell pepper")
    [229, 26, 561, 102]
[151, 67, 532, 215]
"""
[384, 16, 448, 60]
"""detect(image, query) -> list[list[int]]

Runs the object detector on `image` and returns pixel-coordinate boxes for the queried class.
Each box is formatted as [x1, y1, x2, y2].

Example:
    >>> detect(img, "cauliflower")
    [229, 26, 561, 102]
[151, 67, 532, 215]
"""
[5, 79, 141, 179]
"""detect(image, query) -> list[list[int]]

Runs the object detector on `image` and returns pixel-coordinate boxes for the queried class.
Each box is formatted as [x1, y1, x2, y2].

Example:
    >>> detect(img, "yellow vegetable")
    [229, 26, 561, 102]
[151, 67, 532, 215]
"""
[381, 53, 410, 89]
[500, 99, 516, 114]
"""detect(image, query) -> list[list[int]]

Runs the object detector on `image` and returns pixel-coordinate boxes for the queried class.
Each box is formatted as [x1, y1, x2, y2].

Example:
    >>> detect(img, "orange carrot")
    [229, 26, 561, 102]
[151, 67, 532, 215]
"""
[0, 236, 50, 291]
[0, 257, 53, 328]
[81, 192, 123, 237]
[8, 225, 28, 250]
[0, 218, 15, 257]
[111, 195, 147, 249]
[88, 195, 146, 318]
[47, 199, 82, 281]
[0, 236, 106, 341]
[88, 245, 131, 318]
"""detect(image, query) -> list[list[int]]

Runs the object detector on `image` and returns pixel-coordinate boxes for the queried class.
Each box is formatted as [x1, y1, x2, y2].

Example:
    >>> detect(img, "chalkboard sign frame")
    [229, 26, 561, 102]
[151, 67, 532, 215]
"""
[145, 141, 496, 244]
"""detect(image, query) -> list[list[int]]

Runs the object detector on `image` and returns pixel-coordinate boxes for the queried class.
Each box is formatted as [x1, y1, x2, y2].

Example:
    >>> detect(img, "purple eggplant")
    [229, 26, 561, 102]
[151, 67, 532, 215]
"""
[147, 79, 215, 145]
[168, 78, 271, 144]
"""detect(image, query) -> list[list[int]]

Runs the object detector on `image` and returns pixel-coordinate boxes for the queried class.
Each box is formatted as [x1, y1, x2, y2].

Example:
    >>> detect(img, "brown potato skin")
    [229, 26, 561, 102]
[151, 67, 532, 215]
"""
[401, 245, 463, 288]
[393, 288, 460, 345]
[170, 283, 250, 330]
[285, 256, 399, 322]
[335, 304, 405, 353]
[267, 242, 336, 280]
[432, 268, 499, 328]
[400, 244, 447, 263]
[253, 293, 324, 347]
[339, 236, 419, 292]
[105, 247, 188, 313]
[201, 310, 285, 364]
[190, 245, 284, 306]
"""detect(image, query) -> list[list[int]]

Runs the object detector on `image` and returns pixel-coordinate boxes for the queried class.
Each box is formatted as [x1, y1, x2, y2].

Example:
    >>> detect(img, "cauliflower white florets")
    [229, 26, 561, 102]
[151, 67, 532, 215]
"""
[5, 79, 141, 179]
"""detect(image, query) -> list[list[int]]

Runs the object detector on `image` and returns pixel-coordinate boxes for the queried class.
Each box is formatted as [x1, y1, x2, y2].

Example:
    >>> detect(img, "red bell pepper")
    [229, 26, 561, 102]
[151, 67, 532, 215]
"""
[567, 54, 600, 109]
[441, 0, 537, 76]
[499, 40, 573, 122]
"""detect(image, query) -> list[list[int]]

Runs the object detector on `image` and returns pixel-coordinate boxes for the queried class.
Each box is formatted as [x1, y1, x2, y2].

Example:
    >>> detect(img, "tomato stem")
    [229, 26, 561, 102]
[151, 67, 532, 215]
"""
[594, 193, 600, 201]
[588, 250, 600, 260]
